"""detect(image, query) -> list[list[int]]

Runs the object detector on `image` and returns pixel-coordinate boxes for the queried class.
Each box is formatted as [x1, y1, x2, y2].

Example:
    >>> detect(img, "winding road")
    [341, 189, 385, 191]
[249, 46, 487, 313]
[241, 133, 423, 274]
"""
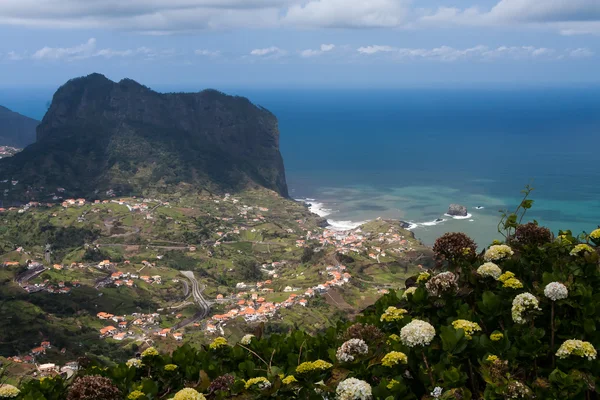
[175, 271, 211, 329]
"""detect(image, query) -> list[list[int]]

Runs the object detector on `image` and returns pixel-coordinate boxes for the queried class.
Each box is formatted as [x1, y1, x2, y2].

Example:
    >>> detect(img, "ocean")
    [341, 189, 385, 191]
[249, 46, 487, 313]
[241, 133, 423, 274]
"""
[2, 86, 599, 247]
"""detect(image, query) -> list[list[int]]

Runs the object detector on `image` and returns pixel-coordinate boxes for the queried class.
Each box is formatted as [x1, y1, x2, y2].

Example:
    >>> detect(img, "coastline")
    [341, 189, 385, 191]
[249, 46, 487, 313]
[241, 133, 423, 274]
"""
[296, 196, 485, 245]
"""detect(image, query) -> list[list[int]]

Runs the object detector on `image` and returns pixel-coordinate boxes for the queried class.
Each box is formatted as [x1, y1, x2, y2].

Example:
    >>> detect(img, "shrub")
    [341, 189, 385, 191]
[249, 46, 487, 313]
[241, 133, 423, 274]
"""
[66, 376, 121, 400]
[513, 222, 553, 247]
[432, 232, 477, 266]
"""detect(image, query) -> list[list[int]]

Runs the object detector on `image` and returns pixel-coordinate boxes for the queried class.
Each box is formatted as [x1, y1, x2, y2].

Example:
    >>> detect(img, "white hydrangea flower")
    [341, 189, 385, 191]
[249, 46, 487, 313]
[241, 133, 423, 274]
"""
[336, 338, 369, 362]
[511, 293, 541, 324]
[544, 282, 568, 301]
[240, 334, 255, 345]
[476, 262, 502, 279]
[400, 319, 436, 347]
[484, 245, 514, 262]
[431, 386, 443, 398]
[336, 378, 372, 400]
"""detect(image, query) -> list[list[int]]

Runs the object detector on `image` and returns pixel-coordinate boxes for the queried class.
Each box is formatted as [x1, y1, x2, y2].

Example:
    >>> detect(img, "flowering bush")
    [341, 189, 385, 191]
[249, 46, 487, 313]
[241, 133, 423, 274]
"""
[484, 244, 514, 261]
[10, 213, 600, 400]
[556, 340, 597, 361]
[544, 282, 568, 301]
[208, 337, 228, 350]
[477, 262, 502, 279]
[425, 271, 458, 297]
[379, 306, 408, 322]
[173, 388, 206, 400]
[336, 378, 372, 400]
[381, 351, 408, 367]
[240, 334, 254, 345]
[400, 319, 436, 347]
[511, 293, 541, 324]
[451, 319, 482, 340]
[0, 384, 20, 399]
[570, 243, 594, 256]
[336, 338, 369, 362]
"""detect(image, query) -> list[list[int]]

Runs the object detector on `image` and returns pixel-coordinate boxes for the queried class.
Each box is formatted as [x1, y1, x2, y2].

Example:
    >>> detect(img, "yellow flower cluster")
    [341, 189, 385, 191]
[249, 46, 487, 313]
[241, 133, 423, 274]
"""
[164, 364, 178, 371]
[380, 306, 408, 322]
[128, 390, 146, 400]
[209, 337, 228, 350]
[387, 334, 401, 344]
[417, 272, 430, 283]
[387, 379, 400, 389]
[486, 355, 499, 362]
[402, 286, 417, 299]
[244, 377, 271, 390]
[141, 347, 159, 358]
[282, 375, 298, 385]
[498, 271, 515, 282]
[556, 339, 597, 361]
[502, 277, 524, 289]
[590, 229, 600, 240]
[381, 351, 408, 367]
[570, 244, 594, 256]
[173, 388, 206, 400]
[490, 332, 504, 342]
[451, 319, 482, 340]
[0, 384, 20, 398]
[296, 359, 333, 374]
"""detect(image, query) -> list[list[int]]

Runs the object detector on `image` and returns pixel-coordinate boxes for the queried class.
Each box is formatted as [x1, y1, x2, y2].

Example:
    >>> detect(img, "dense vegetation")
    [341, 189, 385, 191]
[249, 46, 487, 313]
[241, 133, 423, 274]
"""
[5, 207, 600, 399]
[0, 73, 288, 202]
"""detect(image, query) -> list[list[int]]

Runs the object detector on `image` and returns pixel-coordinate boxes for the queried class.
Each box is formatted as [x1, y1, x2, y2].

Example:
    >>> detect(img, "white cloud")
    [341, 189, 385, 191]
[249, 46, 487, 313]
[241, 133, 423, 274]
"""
[284, 0, 410, 28]
[25, 38, 174, 61]
[420, 0, 600, 35]
[357, 45, 397, 55]
[32, 38, 98, 60]
[570, 47, 595, 57]
[0, 0, 288, 31]
[195, 49, 220, 57]
[357, 44, 591, 61]
[300, 43, 335, 57]
[250, 46, 286, 56]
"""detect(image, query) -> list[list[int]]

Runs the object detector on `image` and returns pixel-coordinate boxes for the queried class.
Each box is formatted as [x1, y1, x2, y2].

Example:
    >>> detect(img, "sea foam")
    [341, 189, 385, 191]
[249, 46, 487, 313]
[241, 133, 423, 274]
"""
[327, 219, 368, 231]
[296, 199, 332, 217]
[444, 213, 473, 220]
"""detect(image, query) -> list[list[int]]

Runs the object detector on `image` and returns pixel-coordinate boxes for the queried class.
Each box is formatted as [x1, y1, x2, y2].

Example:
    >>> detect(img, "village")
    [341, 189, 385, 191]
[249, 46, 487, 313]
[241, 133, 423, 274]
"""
[0, 188, 429, 378]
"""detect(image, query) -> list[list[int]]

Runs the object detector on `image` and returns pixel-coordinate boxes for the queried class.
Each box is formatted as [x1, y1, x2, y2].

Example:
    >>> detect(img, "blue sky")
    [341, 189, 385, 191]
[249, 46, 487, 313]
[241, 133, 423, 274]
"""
[0, 0, 599, 87]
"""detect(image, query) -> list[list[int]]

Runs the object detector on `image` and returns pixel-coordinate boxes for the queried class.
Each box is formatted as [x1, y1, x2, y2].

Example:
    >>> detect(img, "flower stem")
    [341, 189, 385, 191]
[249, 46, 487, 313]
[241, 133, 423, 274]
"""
[551, 302, 555, 368]
[422, 352, 435, 388]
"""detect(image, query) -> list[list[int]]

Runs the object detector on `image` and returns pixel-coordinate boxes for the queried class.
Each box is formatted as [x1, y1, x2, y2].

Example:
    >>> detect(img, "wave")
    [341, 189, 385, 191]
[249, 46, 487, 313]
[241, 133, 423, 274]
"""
[444, 213, 473, 220]
[420, 218, 447, 226]
[327, 219, 369, 231]
[475, 206, 484, 210]
[296, 198, 333, 217]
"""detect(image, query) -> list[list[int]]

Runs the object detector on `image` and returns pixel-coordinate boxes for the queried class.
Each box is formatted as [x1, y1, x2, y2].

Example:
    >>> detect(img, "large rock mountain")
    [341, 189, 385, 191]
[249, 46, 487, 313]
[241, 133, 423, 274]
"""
[0, 73, 288, 199]
[0, 105, 39, 148]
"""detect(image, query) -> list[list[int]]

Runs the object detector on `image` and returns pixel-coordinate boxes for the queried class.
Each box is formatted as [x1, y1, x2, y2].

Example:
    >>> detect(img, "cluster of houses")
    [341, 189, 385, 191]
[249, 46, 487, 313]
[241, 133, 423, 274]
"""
[304, 222, 415, 260]
[108, 270, 162, 287]
[205, 264, 351, 332]
[22, 279, 80, 294]
[7, 341, 62, 365]
[96, 311, 182, 341]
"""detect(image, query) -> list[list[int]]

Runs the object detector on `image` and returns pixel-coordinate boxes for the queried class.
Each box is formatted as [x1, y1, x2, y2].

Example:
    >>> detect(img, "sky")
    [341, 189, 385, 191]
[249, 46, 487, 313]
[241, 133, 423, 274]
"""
[0, 0, 599, 88]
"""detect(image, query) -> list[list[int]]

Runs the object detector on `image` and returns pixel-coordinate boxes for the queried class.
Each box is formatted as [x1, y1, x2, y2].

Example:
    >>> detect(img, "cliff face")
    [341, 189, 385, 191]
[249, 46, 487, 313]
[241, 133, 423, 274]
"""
[0, 73, 288, 198]
[0, 106, 39, 148]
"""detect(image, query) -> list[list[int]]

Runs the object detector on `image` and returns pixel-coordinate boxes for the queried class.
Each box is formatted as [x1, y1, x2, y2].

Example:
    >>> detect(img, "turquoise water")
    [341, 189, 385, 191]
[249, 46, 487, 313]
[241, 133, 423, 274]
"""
[244, 88, 600, 247]
[2, 86, 599, 247]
